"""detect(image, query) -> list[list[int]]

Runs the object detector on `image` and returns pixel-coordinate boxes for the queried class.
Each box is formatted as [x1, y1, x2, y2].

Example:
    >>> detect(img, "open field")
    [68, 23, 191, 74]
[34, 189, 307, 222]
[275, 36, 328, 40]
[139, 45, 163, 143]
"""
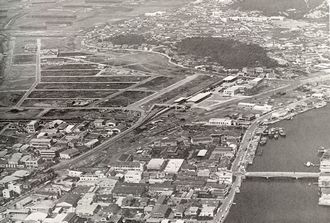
[41, 63, 101, 70]
[0, 92, 25, 107]
[21, 99, 93, 108]
[27, 90, 118, 99]
[40, 75, 149, 82]
[35, 82, 134, 90]
[13, 37, 36, 54]
[41, 37, 70, 50]
[41, 69, 101, 76]
[85, 51, 186, 75]
[41, 58, 77, 64]
[0, 108, 43, 120]
[99, 90, 154, 107]
[13, 54, 36, 64]
[0, 65, 35, 91]
[42, 108, 139, 120]
[4, 0, 192, 34]
[136, 76, 183, 91]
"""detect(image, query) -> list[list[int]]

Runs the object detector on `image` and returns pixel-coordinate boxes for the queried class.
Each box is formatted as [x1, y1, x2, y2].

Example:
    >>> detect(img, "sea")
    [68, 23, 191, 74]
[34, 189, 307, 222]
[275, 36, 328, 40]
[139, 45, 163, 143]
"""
[225, 105, 330, 223]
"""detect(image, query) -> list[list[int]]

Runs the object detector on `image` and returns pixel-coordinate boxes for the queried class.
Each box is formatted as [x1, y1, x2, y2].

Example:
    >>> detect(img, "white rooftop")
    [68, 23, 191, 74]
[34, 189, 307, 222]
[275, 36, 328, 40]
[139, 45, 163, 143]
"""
[197, 149, 208, 157]
[147, 158, 165, 170]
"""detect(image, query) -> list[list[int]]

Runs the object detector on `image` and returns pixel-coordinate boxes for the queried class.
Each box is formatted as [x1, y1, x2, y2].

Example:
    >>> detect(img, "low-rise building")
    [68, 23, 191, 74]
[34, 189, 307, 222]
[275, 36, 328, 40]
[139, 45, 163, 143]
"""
[27, 120, 39, 133]
[320, 151, 330, 172]
[111, 161, 144, 172]
[199, 206, 216, 219]
[319, 172, 330, 188]
[164, 159, 184, 174]
[215, 170, 233, 185]
[112, 183, 146, 197]
[151, 204, 171, 218]
[76, 203, 100, 216]
[30, 138, 52, 149]
[223, 86, 241, 97]
[208, 118, 233, 126]
[24, 157, 42, 169]
[319, 188, 330, 206]
[191, 136, 214, 145]
[253, 104, 273, 113]
[39, 147, 64, 161]
[59, 148, 80, 160]
[238, 102, 256, 110]
[124, 171, 142, 183]
[7, 153, 23, 168]
[68, 170, 83, 178]
[187, 92, 212, 103]
[94, 119, 105, 128]
[147, 158, 166, 171]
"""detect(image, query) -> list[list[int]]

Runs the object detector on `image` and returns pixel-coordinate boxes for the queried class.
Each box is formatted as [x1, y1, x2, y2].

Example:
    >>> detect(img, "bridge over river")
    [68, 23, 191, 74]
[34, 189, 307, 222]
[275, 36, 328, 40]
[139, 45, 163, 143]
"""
[245, 171, 319, 179]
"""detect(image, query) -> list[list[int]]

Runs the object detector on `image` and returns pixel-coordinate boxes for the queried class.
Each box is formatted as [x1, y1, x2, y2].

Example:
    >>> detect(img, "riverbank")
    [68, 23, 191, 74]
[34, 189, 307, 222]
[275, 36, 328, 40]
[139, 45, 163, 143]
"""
[225, 103, 330, 222]
[243, 98, 327, 172]
[249, 104, 330, 172]
[225, 179, 330, 223]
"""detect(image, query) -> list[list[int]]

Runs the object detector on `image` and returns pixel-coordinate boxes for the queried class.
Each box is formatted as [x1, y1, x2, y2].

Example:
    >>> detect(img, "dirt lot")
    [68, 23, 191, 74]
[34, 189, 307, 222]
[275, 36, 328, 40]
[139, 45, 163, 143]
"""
[0, 92, 25, 107]
[42, 108, 140, 120]
[41, 37, 77, 51]
[41, 63, 100, 70]
[99, 90, 154, 107]
[0, 108, 43, 120]
[41, 69, 101, 76]
[13, 54, 36, 64]
[0, 65, 35, 91]
[27, 90, 118, 99]
[36, 82, 134, 90]
[136, 76, 183, 91]
[40, 75, 149, 83]
[21, 99, 94, 108]
[85, 51, 187, 76]
[13, 37, 36, 54]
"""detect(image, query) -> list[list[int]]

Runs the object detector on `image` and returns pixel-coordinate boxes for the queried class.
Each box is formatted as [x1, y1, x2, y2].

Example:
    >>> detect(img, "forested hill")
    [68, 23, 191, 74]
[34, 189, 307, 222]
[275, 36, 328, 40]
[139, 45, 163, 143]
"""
[177, 37, 278, 69]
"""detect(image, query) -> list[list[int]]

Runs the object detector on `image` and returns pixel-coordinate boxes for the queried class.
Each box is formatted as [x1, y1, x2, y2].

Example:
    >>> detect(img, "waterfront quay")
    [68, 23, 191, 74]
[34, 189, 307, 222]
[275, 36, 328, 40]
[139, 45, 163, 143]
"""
[217, 93, 330, 222]
[225, 103, 330, 222]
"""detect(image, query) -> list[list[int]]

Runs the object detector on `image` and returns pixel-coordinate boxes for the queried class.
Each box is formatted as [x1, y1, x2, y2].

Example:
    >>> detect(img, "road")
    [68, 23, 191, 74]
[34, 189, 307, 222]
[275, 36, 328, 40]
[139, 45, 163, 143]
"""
[214, 110, 275, 223]
[213, 92, 327, 223]
[15, 38, 41, 107]
[0, 123, 10, 135]
[128, 73, 203, 108]
[90, 75, 161, 107]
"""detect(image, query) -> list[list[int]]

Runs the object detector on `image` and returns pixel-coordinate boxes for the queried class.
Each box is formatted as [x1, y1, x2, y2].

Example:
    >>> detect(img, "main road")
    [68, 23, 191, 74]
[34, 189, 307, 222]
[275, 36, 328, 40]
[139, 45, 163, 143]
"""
[214, 108, 283, 223]
[51, 108, 145, 170]
[15, 38, 41, 107]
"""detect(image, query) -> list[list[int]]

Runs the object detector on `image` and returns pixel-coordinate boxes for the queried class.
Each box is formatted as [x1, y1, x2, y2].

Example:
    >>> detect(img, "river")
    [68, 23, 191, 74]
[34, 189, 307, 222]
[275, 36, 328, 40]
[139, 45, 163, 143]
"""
[225, 106, 330, 223]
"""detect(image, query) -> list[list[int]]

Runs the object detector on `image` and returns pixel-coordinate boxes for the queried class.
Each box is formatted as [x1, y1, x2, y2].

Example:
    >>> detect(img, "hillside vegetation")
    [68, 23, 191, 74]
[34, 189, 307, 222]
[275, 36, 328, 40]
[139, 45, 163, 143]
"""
[177, 37, 278, 68]
[231, 0, 325, 19]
